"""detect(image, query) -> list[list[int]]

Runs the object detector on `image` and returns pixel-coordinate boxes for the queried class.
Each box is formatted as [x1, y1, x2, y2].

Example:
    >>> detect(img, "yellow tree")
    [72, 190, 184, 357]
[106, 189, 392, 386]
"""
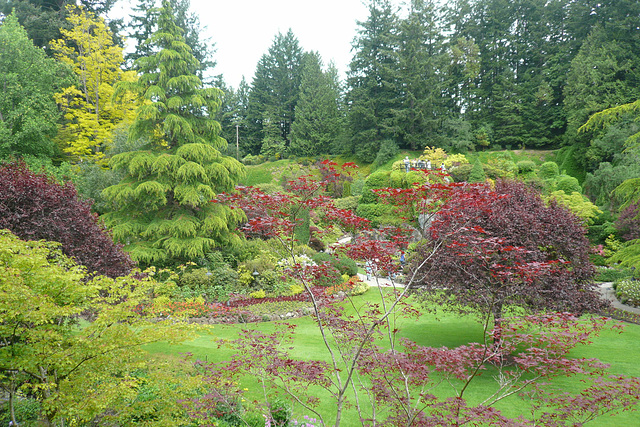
[51, 6, 138, 164]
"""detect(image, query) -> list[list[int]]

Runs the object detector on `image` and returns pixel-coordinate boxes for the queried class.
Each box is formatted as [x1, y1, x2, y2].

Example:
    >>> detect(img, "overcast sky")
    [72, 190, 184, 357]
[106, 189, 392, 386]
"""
[111, 0, 406, 88]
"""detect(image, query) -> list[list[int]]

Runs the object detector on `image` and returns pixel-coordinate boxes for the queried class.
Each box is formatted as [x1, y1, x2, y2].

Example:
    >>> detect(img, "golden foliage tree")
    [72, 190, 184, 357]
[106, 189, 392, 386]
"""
[51, 5, 138, 164]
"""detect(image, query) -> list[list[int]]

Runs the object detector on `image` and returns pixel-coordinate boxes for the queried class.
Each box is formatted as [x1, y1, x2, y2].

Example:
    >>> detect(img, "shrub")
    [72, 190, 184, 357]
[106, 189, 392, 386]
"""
[250, 289, 266, 299]
[449, 163, 473, 182]
[616, 279, 640, 306]
[538, 161, 560, 180]
[516, 160, 536, 174]
[334, 195, 360, 211]
[595, 266, 635, 282]
[311, 252, 358, 276]
[468, 158, 486, 183]
[0, 160, 133, 277]
[555, 175, 581, 194]
[373, 139, 399, 167]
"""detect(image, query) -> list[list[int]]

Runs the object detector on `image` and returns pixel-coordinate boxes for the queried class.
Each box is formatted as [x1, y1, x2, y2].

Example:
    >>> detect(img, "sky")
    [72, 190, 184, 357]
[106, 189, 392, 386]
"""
[110, 0, 404, 88]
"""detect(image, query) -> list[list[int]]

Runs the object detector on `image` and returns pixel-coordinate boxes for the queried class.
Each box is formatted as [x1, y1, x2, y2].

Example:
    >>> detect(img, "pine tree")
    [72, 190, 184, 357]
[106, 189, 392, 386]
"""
[290, 52, 343, 156]
[393, 0, 446, 150]
[127, 0, 215, 78]
[102, 0, 244, 267]
[244, 29, 304, 155]
[346, 0, 399, 162]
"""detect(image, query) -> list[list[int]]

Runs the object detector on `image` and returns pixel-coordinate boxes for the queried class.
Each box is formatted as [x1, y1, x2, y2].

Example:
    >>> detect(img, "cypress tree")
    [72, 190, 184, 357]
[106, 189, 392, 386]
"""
[103, 0, 244, 267]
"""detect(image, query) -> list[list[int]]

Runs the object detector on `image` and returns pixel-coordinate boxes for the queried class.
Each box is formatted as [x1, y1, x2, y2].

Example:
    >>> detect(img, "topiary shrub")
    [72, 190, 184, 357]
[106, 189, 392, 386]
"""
[0, 160, 133, 277]
[468, 158, 486, 183]
[516, 160, 536, 174]
[555, 175, 582, 194]
[538, 161, 560, 180]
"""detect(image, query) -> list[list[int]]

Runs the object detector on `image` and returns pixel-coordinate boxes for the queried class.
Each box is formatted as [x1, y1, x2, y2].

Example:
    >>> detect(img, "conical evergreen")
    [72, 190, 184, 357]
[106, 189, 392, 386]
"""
[290, 52, 343, 156]
[468, 158, 486, 183]
[103, 0, 244, 267]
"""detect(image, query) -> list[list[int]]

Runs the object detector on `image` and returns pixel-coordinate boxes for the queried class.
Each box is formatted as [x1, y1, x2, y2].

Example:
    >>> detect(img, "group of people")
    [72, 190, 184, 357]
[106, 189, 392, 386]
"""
[403, 156, 446, 173]
[364, 251, 406, 282]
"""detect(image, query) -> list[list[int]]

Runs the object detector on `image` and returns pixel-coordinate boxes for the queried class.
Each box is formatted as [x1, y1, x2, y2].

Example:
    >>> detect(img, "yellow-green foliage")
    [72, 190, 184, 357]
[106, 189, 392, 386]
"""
[250, 289, 266, 299]
[612, 178, 640, 210]
[545, 190, 603, 224]
[51, 5, 138, 164]
[608, 239, 640, 270]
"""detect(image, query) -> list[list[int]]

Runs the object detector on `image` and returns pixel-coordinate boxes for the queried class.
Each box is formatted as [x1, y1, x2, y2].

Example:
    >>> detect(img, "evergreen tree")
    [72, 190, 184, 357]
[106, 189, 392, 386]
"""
[468, 157, 486, 183]
[102, 0, 244, 267]
[127, 0, 215, 78]
[346, 0, 399, 162]
[0, 0, 118, 52]
[244, 29, 304, 155]
[290, 52, 343, 156]
[393, 0, 446, 150]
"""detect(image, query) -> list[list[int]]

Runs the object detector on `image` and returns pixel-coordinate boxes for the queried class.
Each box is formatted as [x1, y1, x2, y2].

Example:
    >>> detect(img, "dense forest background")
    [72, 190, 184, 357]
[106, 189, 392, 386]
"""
[1, 0, 640, 252]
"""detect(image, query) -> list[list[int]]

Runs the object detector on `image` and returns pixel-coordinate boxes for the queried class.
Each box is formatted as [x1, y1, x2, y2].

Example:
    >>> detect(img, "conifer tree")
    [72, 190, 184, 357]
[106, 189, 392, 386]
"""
[290, 52, 343, 156]
[393, 0, 446, 150]
[346, 0, 399, 162]
[102, 0, 244, 267]
[468, 157, 486, 183]
[244, 29, 304, 155]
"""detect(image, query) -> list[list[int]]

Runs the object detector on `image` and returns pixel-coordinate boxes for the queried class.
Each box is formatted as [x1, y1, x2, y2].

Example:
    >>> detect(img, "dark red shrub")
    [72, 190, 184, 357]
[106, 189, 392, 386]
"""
[0, 161, 134, 277]
[615, 202, 640, 241]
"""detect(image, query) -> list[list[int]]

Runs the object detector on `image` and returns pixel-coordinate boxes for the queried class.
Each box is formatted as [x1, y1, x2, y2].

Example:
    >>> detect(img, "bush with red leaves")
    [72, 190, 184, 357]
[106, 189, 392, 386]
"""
[0, 161, 133, 277]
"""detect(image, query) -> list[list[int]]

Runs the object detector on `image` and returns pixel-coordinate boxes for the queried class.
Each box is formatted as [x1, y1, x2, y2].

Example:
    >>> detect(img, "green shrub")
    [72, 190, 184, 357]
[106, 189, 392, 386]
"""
[390, 170, 405, 188]
[242, 301, 311, 317]
[334, 195, 360, 211]
[269, 397, 293, 427]
[351, 178, 365, 196]
[538, 161, 560, 180]
[595, 266, 635, 282]
[516, 160, 536, 174]
[616, 279, 640, 306]
[364, 171, 391, 188]
[468, 158, 486, 183]
[449, 163, 473, 182]
[311, 253, 358, 276]
[558, 145, 586, 183]
[374, 139, 399, 167]
[249, 289, 266, 299]
[555, 175, 581, 194]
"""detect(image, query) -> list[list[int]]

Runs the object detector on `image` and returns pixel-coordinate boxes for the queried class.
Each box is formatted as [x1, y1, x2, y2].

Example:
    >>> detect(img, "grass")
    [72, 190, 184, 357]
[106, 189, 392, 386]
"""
[147, 290, 640, 426]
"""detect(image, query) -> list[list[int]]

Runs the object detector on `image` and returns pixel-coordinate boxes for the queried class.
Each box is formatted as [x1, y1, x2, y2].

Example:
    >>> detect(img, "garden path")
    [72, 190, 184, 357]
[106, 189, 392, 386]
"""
[597, 282, 640, 315]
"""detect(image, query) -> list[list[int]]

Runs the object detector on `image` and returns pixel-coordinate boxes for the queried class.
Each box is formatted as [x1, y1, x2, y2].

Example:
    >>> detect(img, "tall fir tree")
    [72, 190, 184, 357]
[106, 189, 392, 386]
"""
[102, 0, 244, 267]
[127, 0, 215, 79]
[244, 29, 304, 155]
[290, 52, 343, 156]
[393, 0, 446, 150]
[346, 0, 399, 162]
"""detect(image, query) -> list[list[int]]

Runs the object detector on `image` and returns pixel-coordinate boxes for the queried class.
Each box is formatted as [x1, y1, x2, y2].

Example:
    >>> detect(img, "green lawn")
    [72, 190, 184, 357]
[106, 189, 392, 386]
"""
[147, 291, 640, 426]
